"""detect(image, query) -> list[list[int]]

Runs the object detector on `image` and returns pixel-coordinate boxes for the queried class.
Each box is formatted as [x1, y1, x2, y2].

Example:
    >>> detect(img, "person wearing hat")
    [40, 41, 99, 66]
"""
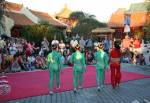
[70, 43, 86, 93]
[94, 42, 109, 91]
[110, 41, 121, 89]
[47, 44, 63, 95]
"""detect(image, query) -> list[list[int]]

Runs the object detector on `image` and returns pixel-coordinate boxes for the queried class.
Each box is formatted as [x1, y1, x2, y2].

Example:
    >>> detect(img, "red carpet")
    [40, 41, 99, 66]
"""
[0, 66, 149, 102]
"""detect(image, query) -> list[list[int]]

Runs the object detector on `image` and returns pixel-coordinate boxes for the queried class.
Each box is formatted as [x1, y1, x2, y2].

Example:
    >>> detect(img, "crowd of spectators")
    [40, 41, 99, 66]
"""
[0, 34, 150, 74]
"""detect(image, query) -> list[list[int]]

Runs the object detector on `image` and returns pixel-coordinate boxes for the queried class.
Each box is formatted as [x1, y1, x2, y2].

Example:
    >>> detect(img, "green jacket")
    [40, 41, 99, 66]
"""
[94, 50, 109, 69]
[47, 50, 63, 71]
[70, 51, 86, 71]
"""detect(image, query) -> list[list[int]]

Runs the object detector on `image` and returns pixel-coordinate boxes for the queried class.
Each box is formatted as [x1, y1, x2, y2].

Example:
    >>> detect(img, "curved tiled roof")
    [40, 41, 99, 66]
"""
[5, 11, 34, 25]
[109, 8, 150, 28]
[5, 1, 23, 11]
[108, 8, 125, 28]
[31, 10, 67, 28]
[130, 12, 148, 27]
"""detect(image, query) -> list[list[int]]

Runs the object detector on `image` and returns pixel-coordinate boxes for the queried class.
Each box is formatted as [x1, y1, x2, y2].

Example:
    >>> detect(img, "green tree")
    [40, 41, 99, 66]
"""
[21, 23, 64, 45]
[69, 11, 107, 37]
[144, 1, 150, 42]
[69, 11, 85, 20]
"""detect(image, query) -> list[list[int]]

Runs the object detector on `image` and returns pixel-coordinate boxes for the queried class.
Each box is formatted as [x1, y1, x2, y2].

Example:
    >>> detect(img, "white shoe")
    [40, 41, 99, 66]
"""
[101, 85, 105, 88]
[97, 86, 100, 91]
[79, 86, 82, 89]
[49, 91, 53, 95]
[74, 88, 77, 93]
[56, 85, 60, 89]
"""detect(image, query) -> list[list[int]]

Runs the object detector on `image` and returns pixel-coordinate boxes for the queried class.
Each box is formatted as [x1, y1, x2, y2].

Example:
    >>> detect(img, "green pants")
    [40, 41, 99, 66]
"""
[73, 70, 83, 89]
[96, 69, 105, 87]
[49, 70, 60, 91]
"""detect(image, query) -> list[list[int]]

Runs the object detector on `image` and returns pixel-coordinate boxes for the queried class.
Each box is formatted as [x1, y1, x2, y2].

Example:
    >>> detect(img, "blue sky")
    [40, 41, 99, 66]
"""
[7, 0, 144, 22]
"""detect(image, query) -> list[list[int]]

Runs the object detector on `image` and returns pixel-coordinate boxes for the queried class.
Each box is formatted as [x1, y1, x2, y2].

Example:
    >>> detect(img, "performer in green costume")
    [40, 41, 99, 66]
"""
[70, 43, 86, 93]
[47, 44, 63, 95]
[94, 43, 109, 91]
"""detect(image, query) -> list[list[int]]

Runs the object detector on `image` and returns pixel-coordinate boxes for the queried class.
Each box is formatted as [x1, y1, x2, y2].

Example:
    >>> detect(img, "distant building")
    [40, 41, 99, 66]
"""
[109, 2, 150, 40]
[55, 4, 78, 37]
[3, 1, 67, 37]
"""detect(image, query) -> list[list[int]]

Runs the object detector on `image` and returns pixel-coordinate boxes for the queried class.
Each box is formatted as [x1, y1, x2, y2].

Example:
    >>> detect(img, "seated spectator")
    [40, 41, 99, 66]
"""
[11, 54, 21, 72]
[35, 55, 46, 69]
[86, 50, 94, 65]
[144, 51, 150, 65]
[139, 54, 145, 65]
[122, 54, 131, 63]
[18, 53, 27, 71]
[27, 53, 35, 71]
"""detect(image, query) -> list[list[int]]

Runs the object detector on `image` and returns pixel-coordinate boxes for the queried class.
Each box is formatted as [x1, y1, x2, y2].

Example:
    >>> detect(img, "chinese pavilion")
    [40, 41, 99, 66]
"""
[109, 2, 150, 40]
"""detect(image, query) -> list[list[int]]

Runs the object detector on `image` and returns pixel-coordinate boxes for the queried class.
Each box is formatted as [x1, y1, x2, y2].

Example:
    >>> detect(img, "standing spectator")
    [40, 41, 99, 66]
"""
[122, 35, 131, 51]
[0, 37, 6, 49]
[70, 36, 78, 53]
[51, 36, 59, 45]
[110, 41, 121, 89]
[133, 35, 141, 54]
[85, 37, 93, 50]
[9, 42, 18, 56]
[79, 36, 85, 52]
[59, 40, 65, 53]
[41, 37, 49, 56]
[103, 36, 110, 54]
[70, 36, 78, 48]
[26, 41, 33, 57]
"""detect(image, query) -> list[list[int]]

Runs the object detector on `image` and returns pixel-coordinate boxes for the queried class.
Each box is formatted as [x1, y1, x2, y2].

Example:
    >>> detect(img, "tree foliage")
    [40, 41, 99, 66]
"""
[69, 11, 107, 37]
[144, 1, 150, 42]
[21, 23, 64, 45]
[69, 11, 85, 20]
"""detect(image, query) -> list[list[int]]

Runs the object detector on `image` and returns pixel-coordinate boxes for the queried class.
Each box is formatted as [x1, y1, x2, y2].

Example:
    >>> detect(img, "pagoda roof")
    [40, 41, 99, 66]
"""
[55, 4, 72, 18]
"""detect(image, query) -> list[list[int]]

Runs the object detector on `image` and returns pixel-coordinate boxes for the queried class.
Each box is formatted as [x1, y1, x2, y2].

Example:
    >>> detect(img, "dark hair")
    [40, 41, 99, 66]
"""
[75, 44, 80, 50]
[52, 44, 58, 50]
[114, 41, 120, 49]
[98, 43, 104, 50]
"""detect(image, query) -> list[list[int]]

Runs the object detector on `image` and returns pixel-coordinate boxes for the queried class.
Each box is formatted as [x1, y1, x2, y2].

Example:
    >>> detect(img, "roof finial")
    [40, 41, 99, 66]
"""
[64, 3, 67, 8]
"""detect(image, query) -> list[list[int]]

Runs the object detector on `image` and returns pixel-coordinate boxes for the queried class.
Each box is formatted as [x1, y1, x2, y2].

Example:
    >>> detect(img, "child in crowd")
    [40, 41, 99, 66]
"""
[35, 54, 46, 69]
[27, 53, 35, 71]
[144, 51, 150, 65]
[86, 50, 94, 65]
[139, 54, 145, 65]
[11, 54, 21, 72]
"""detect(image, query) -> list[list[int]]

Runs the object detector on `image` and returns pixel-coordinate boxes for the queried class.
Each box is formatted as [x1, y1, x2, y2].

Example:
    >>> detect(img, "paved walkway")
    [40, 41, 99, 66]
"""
[3, 64, 150, 103]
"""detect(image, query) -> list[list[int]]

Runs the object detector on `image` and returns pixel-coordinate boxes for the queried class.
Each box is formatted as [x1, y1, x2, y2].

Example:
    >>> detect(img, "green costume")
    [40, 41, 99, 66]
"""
[94, 50, 108, 89]
[47, 50, 63, 92]
[70, 50, 86, 91]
